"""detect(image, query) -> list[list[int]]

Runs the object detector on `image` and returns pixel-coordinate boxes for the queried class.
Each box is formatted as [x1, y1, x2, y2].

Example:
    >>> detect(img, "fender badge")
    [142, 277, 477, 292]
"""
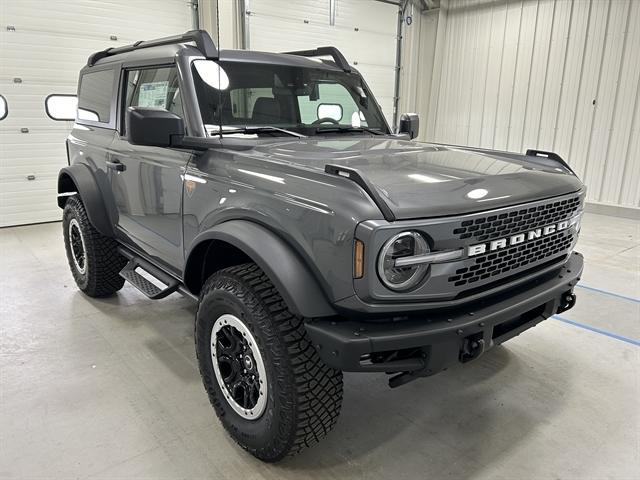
[181, 173, 206, 198]
[185, 179, 196, 198]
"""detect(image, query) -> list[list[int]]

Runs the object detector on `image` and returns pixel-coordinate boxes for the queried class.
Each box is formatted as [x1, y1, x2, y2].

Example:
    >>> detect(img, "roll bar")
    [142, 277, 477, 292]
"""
[283, 47, 351, 72]
[87, 29, 219, 66]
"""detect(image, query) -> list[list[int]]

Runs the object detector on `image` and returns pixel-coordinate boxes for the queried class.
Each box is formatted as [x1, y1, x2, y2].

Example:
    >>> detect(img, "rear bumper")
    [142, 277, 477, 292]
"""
[305, 252, 583, 375]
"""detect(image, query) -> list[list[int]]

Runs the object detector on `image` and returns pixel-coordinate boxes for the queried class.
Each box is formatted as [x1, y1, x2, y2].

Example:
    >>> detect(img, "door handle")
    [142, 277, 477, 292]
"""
[106, 160, 126, 172]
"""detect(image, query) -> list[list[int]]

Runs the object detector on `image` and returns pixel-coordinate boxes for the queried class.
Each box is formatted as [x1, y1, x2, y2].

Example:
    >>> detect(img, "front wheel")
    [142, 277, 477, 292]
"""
[195, 263, 343, 462]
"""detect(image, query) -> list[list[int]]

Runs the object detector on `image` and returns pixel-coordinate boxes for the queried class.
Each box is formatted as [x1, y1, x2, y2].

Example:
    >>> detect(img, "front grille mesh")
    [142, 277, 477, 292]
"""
[453, 195, 581, 242]
[448, 231, 574, 287]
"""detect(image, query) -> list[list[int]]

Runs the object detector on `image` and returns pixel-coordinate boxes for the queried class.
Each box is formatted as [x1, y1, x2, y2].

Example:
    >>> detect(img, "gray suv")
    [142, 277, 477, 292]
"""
[58, 30, 584, 462]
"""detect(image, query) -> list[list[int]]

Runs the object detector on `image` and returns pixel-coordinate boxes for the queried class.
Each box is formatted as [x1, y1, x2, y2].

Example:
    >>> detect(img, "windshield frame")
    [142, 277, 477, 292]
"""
[190, 58, 392, 138]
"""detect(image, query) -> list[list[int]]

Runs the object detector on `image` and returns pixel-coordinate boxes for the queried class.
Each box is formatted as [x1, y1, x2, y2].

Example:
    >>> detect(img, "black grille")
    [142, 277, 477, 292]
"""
[448, 231, 574, 287]
[453, 195, 581, 242]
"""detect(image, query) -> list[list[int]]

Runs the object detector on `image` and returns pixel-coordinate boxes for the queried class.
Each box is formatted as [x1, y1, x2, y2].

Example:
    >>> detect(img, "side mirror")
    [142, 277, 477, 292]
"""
[398, 113, 419, 139]
[126, 107, 184, 147]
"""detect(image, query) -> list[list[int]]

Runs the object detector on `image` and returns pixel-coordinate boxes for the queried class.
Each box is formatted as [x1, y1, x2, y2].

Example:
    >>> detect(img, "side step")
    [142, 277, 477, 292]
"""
[118, 256, 179, 300]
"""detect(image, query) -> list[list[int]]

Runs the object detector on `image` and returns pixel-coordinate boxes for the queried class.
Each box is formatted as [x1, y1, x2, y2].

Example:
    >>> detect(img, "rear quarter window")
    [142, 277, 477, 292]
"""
[77, 69, 115, 123]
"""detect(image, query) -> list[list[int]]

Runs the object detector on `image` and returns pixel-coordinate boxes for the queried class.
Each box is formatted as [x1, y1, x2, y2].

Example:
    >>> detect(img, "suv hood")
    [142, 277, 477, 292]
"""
[243, 137, 583, 220]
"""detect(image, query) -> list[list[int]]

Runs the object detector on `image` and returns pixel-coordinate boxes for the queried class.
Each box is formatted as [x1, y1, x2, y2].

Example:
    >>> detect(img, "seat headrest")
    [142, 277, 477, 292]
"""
[252, 97, 280, 123]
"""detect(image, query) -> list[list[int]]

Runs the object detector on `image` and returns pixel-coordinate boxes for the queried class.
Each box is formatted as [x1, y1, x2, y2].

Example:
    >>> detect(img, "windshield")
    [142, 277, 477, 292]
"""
[191, 60, 390, 136]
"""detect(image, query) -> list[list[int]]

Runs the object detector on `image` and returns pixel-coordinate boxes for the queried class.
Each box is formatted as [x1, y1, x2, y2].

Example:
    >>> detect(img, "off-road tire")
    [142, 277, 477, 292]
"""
[195, 263, 343, 462]
[62, 196, 126, 297]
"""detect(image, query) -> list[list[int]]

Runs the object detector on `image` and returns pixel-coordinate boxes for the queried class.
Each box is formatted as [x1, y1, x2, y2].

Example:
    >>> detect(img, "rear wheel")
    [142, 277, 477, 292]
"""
[62, 196, 127, 297]
[195, 263, 343, 462]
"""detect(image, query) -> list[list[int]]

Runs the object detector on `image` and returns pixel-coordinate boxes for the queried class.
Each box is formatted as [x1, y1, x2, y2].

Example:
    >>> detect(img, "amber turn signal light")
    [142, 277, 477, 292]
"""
[354, 239, 365, 279]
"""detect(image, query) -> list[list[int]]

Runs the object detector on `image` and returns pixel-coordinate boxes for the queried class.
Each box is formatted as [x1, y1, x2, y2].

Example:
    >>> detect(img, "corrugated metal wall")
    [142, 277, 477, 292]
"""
[417, 0, 639, 209]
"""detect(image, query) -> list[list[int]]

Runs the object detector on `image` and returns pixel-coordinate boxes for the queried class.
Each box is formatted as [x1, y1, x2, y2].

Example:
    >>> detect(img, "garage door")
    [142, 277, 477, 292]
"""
[0, 0, 193, 227]
[246, 0, 398, 124]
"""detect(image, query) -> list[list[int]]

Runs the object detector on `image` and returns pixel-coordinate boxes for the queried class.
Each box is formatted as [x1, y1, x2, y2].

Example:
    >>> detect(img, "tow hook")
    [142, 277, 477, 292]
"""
[557, 291, 577, 314]
[459, 334, 485, 363]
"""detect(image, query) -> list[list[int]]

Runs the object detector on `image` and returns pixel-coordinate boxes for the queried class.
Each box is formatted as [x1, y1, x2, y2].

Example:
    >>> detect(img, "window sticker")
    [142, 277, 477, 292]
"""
[138, 81, 169, 108]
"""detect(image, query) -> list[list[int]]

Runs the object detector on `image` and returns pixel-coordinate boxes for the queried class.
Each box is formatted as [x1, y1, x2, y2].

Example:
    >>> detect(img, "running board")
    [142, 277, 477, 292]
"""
[119, 257, 179, 300]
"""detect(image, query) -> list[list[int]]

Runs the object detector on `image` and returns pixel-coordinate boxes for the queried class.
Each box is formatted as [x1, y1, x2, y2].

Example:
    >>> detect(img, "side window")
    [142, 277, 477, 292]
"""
[124, 66, 184, 133]
[77, 69, 115, 123]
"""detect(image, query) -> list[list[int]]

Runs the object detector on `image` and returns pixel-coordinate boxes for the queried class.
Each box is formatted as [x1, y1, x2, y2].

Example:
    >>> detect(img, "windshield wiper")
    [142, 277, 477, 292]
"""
[215, 126, 305, 138]
[315, 126, 384, 135]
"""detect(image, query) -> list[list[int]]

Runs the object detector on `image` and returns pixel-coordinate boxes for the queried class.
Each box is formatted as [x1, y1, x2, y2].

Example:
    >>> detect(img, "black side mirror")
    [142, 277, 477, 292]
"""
[398, 113, 419, 139]
[126, 107, 184, 147]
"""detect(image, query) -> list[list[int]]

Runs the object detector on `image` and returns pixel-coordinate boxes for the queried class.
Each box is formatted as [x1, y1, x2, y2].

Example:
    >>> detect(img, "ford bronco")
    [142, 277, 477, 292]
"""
[58, 30, 584, 461]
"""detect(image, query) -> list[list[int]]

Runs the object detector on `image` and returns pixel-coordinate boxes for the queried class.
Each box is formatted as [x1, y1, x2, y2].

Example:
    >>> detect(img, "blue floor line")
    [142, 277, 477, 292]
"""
[552, 315, 640, 347]
[576, 283, 640, 304]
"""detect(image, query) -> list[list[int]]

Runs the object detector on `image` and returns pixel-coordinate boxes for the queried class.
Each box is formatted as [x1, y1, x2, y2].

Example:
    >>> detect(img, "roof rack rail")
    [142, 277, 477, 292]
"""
[87, 29, 218, 67]
[283, 47, 351, 73]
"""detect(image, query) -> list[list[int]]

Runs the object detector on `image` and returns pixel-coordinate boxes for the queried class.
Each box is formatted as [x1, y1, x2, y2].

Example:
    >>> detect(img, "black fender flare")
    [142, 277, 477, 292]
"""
[57, 164, 114, 237]
[186, 220, 336, 318]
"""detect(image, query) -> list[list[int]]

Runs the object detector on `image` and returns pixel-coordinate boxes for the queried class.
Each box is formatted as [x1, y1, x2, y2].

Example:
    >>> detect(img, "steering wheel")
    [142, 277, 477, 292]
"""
[311, 117, 340, 126]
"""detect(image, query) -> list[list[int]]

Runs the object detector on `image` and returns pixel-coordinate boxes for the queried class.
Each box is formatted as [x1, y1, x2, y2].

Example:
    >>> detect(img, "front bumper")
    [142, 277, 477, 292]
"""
[305, 252, 583, 378]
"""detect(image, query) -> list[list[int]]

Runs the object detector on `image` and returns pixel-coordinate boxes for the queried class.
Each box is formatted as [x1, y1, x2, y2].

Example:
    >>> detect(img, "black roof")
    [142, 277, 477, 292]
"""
[88, 30, 217, 66]
[88, 29, 351, 73]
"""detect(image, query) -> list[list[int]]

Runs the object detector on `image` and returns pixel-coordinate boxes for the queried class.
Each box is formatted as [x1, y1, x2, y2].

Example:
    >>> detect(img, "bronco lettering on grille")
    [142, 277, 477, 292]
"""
[467, 220, 570, 257]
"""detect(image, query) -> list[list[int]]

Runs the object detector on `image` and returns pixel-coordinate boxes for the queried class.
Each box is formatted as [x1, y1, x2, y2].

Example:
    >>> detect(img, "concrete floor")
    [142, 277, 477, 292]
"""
[1, 212, 638, 480]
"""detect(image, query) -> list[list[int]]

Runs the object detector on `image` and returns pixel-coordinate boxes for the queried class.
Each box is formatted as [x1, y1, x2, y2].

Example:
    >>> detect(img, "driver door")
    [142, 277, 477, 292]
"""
[108, 65, 192, 274]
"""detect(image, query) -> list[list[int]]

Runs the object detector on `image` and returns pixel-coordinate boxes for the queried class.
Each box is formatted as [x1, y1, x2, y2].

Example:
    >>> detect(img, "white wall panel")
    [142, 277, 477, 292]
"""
[620, 89, 640, 205]
[520, 0, 554, 152]
[583, 0, 632, 199]
[466, 1, 493, 146]
[398, 3, 440, 134]
[608, 0, 640, 206]
[569, 0, 610, 180]
[479, 1, 507, 147]
[416, 0, 640, 210]
[246, 0, 398, 123]
[552, 0, 590, 164]
[537, 0, 571, 149]
[0, 0, 193, 226]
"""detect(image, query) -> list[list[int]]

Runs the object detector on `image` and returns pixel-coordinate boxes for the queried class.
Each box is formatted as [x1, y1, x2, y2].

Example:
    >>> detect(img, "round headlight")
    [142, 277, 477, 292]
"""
[377, 231, 429, 291]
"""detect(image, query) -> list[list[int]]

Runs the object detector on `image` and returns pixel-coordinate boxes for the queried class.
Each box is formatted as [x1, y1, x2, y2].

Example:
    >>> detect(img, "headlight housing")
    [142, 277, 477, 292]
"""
[377, 231, 429, 291]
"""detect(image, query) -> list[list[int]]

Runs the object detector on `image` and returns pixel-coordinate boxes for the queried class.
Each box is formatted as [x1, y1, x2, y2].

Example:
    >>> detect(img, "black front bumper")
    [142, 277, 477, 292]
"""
[305, 252, 583, 377]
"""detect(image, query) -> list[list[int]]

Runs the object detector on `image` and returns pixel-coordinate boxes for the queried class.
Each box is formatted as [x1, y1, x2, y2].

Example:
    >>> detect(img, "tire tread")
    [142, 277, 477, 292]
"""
[63, 196, 126, 297]
[196, 262, 343, 461]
